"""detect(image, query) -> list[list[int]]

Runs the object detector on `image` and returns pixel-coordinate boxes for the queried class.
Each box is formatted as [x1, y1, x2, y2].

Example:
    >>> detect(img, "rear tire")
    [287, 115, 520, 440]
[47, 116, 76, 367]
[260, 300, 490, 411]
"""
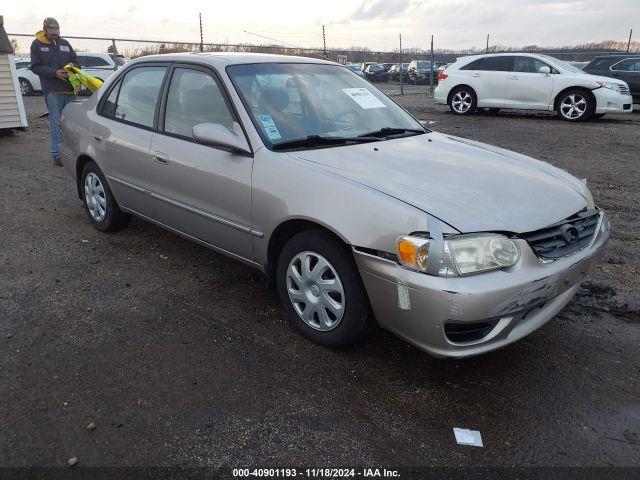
[448, 86, 477, 115]
[80, 161, 131, 232]
[556, 89, 594, 122]
[19, 78, 33, 96]
[276, 230, 376, 347]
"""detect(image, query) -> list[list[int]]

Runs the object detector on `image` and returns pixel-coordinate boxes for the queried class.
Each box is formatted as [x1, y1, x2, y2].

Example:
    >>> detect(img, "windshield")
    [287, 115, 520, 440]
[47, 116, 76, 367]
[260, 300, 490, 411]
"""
[227, 63, 424, 149]
[540, 56, 582, 73]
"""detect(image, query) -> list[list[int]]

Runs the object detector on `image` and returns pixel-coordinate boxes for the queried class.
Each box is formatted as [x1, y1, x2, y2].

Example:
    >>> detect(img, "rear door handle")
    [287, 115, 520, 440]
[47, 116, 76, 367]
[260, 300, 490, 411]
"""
[152, 152, 169, 165]
[93, 135, 102, 143]
[509, 76, 519, 80]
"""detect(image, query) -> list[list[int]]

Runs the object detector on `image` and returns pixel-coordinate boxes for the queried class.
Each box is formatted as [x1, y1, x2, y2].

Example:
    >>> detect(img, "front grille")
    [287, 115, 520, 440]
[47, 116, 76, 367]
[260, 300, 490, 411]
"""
[618, 84, 630, 95]
[520, 209, 600, 259]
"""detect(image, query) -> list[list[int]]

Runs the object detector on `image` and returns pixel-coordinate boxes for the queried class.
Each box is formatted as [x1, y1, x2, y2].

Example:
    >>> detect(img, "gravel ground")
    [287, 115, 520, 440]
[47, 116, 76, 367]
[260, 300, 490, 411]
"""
[1, 95, 639, 471]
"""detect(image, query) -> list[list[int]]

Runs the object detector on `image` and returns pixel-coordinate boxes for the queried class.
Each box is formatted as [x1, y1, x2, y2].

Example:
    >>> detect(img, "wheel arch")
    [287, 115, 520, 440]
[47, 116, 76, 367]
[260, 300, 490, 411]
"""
[447, 84, 477, 104]
[553, 86, 596, 111]
[75, 154, 96, 199]
[265, 218, 351, 287]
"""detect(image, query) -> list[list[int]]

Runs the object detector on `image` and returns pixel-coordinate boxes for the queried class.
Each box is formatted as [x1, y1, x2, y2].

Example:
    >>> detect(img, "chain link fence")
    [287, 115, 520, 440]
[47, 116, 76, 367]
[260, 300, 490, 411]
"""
[8, 32, 638, 97]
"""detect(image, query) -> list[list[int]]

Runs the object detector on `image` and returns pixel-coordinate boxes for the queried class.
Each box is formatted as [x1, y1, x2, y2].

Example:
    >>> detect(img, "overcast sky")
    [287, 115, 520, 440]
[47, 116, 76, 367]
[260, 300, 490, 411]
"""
[3, 0, 638, 51]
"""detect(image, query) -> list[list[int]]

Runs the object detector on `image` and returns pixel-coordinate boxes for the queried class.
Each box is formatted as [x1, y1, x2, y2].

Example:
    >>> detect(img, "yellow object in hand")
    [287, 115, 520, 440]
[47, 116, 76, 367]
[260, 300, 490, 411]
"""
[64, 64, 104, 93]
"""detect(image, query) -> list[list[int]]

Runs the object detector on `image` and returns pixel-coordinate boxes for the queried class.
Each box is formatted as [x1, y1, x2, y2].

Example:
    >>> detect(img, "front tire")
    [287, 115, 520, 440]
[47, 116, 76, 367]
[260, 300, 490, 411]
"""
[276, 231, 375, 347]
[556, 89, 594, 122]
[449, 86, 477, 115]
[80, 162, 130, 232]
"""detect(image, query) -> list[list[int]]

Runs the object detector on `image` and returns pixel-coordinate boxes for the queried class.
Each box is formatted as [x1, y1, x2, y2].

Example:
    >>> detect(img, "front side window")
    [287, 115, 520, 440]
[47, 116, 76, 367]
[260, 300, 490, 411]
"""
[477, 56, 513, 72]
[612, 59, 640, 72]
[108, 66, 167, 128]
[164, 68, 235, 138]
[513, 57, 549, 73]
[228, 63, 424, 149]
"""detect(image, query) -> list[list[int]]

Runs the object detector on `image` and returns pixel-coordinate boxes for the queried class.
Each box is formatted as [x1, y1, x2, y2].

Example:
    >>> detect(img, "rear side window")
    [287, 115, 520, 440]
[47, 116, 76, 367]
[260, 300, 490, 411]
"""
[460, 59, 483, 70]
[476, 56, 513, 72]
[513, 56, 549, 73]
[103, 66, 167, 128]
[79, 56, 111, 68]
[612, 58, 640, 72]
[164, 68, 235, 138]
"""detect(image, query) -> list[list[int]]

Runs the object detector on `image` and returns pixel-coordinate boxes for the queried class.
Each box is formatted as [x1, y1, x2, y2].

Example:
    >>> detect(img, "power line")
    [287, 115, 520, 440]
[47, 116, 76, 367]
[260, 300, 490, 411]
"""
[242, 30, 301, 48]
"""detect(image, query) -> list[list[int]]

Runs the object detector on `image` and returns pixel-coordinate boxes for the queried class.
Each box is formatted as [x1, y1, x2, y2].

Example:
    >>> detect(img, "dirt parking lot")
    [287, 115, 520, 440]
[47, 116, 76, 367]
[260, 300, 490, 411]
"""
[1, 94, 639, 471]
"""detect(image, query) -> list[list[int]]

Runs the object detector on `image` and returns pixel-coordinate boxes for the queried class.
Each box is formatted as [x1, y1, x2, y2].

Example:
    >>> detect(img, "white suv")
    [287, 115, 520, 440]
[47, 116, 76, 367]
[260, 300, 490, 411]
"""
[15, 52, 125, 95]
[434, 53, 633, 121]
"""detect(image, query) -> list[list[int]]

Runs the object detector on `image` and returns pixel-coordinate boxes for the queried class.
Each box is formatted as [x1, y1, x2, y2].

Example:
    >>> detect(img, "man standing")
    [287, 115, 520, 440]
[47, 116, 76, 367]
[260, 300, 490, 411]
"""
[30, 18, 77, 166]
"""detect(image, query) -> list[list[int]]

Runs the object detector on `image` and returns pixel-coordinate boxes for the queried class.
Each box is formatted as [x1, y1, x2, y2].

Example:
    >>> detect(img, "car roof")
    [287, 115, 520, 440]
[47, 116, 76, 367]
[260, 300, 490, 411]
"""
[128, 52, 336, 67]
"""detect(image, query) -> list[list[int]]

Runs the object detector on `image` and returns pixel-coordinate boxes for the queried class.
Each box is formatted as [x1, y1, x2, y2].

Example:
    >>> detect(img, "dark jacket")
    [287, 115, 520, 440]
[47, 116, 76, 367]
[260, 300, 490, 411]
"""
[30, 30, 78, 94]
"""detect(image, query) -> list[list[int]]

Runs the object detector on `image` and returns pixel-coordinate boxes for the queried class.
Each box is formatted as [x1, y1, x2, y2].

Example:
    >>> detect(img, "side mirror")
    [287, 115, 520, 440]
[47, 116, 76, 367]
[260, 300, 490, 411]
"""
[192, 122, 251, 155]
[539, 66, 551, 75]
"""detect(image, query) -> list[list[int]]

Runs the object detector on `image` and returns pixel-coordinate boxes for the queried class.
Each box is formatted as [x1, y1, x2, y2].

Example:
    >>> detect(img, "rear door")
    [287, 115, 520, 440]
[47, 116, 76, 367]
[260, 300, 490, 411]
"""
[610, 58, 640, 100]
[467, 56, 513, 107]
[507, 56, 555, 109]
[92, 64, 168, 218]
[149, 64, 254, 261]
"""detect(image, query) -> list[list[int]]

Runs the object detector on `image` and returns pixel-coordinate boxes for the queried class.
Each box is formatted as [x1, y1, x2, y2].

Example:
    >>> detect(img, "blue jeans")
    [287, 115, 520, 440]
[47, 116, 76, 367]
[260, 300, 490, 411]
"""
[45, 93, 76, 160]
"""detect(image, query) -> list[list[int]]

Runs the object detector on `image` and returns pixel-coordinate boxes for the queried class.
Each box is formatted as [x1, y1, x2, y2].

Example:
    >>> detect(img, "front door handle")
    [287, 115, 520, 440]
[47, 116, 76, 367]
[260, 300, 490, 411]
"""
[152, 152, 169, 165]
[471, 73, 481, 77]
[93, 135, 102, 143]
[509, 75, 519, 80]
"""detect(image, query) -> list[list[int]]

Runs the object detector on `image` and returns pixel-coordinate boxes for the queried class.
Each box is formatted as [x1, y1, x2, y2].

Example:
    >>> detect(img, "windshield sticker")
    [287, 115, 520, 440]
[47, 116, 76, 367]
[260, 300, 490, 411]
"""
[259, 115, 282, 140]
[342, 88, 387, 109]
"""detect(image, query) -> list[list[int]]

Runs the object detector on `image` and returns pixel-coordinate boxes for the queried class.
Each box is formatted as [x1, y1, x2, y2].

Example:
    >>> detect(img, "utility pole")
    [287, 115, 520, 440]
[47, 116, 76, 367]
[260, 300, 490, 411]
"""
[322, 25, 327, 58]
[429, 34, 434, 94]
[486, 34, 490, 53]
[399, 33, 404, 95]
[199, 13, 204, 52]
[627, 28, 633, 53]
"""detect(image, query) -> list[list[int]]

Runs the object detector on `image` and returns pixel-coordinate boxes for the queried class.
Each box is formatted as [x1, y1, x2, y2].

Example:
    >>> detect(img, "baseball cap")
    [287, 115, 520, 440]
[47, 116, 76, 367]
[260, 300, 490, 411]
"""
[43, 17, 60, 35]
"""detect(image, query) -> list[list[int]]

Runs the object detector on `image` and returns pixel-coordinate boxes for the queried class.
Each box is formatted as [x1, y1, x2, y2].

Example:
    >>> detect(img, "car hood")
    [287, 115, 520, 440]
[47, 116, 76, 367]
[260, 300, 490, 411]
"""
[581, 72, 629, 87]
[290, 132, 589, 233]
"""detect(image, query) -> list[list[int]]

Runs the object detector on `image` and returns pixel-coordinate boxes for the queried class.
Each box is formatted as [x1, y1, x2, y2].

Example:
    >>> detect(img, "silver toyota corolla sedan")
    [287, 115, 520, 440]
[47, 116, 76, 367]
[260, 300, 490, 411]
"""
[60, 53, 610, 358]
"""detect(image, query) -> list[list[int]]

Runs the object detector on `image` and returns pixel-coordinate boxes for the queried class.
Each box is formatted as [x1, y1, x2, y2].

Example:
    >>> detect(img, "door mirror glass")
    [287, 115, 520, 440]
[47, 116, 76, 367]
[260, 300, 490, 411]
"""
[192, 122, 251, 154]
[539, 66, 551, 74]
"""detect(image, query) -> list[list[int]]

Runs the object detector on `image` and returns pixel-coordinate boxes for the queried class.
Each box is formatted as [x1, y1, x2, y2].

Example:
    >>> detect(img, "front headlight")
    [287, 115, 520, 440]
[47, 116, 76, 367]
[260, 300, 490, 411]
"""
[581, 178, 596, 210]
[396, 233, 520, 276]
[596, 81, 624, 93]
[445, 234, 520, 276]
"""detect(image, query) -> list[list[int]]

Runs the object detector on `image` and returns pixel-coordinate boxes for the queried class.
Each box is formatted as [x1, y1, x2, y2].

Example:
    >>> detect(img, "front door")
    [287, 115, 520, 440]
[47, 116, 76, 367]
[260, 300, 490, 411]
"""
[149, 65, 254, 262]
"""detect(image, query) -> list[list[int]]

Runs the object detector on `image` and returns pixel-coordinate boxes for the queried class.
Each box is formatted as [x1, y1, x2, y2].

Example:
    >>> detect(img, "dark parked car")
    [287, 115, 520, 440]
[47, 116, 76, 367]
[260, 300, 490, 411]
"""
[364, 63, 394, 82]
[584, 56, 640, 103]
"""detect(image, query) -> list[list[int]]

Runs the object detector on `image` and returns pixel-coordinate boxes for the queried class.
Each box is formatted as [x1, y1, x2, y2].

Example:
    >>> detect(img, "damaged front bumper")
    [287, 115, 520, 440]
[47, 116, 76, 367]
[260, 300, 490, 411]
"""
[354, 213, 611, 358]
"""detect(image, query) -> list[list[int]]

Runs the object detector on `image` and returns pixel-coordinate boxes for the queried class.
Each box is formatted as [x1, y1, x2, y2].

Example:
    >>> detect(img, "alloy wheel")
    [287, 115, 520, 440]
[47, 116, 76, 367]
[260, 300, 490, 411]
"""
[20, 80, 30, 95]
[452, 91, 473, 113]
[560, 93, 587, 120]
[286, 251, 345, 331]
[84, 172, 107, 222]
